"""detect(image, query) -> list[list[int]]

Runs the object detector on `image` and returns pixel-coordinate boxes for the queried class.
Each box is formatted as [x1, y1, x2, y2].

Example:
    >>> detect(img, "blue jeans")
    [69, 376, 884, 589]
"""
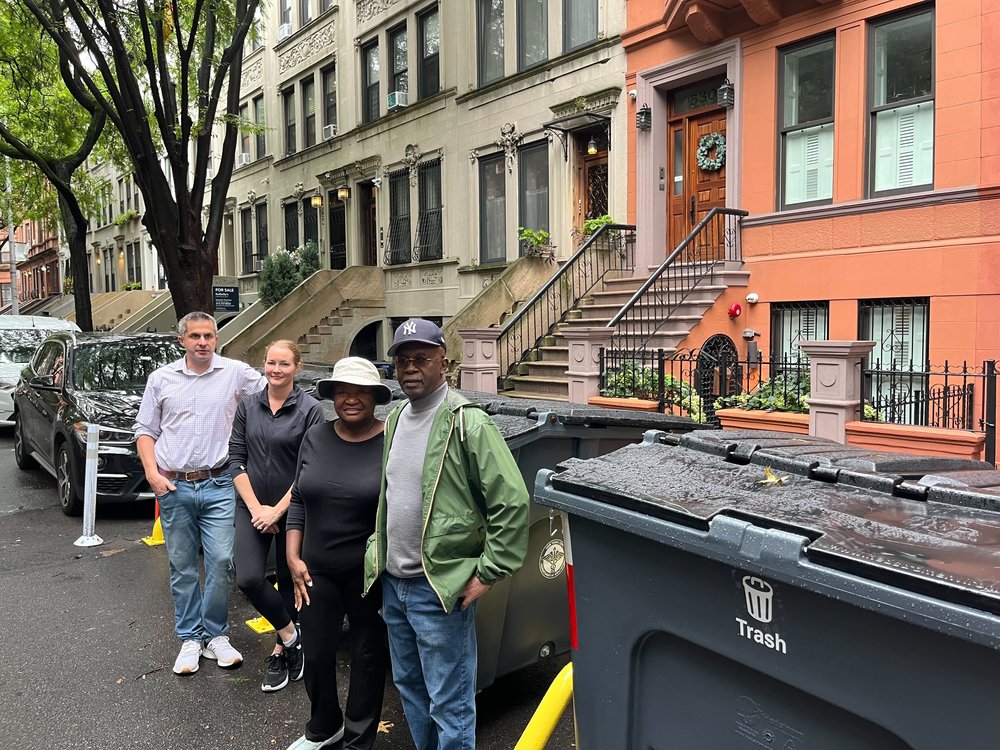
[381, 574, 477, 750]
[158, 475, 236, 642]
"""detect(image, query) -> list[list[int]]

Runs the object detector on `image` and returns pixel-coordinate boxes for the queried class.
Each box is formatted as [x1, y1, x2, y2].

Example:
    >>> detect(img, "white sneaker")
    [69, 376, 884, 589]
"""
[201, 635, 243, 668]
[285, 726, 345, 750]
[172, 640, 202, 675]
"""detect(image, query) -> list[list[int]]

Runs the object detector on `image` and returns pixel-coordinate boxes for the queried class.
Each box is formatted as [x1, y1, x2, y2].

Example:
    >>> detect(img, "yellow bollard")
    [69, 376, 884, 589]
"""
[514, 662, 574, 750]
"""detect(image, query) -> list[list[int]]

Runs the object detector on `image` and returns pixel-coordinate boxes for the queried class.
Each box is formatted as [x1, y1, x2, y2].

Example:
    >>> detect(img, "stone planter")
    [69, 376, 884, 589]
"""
[715, 408, 810, 435]
[588, 395, 661, 412]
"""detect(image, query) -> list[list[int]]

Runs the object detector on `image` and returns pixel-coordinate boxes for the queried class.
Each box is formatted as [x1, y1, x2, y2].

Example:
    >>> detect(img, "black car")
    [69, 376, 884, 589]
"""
[13, 332, 184, 515]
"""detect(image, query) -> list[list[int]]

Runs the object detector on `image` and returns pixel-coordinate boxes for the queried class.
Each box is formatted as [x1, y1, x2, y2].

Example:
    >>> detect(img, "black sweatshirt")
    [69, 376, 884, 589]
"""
[287, 422, 384, 573]
[228, 386, 326, 507]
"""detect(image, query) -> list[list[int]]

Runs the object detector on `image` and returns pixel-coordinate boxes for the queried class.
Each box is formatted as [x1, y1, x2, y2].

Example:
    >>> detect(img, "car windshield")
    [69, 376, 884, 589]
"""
[73, 339, 183, 391]
[0, 329, 49, 364]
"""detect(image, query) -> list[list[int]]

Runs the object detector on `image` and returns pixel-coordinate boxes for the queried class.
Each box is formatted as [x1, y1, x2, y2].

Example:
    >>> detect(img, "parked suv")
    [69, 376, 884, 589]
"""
[0, 316, 80, 425]
[13, 332, 183, 515]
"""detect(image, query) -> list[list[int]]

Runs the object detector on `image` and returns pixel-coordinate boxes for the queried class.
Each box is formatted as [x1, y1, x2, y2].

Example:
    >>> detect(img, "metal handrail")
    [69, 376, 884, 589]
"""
[607, 207, 747, 355]
[496, 223, 636, 386]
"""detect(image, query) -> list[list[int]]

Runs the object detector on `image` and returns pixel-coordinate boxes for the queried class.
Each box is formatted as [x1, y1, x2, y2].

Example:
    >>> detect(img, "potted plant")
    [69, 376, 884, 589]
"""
[517, 227, 556, 261]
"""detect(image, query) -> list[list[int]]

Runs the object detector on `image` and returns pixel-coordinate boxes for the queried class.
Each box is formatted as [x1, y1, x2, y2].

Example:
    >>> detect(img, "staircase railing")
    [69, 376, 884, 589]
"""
[496, 224, 636, 388]
[606, 207, 747, 356]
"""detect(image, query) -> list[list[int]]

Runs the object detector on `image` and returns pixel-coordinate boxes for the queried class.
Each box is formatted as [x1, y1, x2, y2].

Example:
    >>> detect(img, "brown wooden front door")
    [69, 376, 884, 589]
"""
[667, 108, 727, 257]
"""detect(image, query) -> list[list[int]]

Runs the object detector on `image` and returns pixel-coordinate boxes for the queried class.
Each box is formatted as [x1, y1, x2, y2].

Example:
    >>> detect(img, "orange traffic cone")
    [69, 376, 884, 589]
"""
[142, 500, 165, 547]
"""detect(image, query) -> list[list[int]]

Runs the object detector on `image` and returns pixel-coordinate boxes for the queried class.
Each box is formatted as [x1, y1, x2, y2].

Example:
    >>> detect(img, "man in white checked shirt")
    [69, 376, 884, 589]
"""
[135, 311, 266, 676]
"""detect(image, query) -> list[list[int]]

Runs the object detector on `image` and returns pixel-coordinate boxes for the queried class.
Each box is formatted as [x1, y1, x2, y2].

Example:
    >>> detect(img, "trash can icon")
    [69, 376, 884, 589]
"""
[743, 576, 773, 623]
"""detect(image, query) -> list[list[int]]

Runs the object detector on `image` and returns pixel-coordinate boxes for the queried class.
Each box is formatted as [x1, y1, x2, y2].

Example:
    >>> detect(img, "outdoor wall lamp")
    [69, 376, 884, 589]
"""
[586, 136, 598, 156]
[95, 255, 101, 265]
[337, 185, 351, 201]
[310, 191, 323, 208]
[636, 104, 652, 132]
[718, 79, 735, 110]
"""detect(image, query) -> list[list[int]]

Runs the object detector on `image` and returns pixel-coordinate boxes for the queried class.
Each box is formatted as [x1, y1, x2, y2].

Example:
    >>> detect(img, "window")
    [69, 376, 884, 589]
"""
[125, 178, 132, 210]
[386, 169, 411, 265]
[478, 0, 504, 86]
[256, 202, 269, 261]
[241, 207, 255, 272]
[860, 297, 930, 425]
[239, 103, 251, 157]
[518, 143, 548, 255]
[280, 0, 291, 26]
[322, 66, 337, 131]
[479, 153, 506, 264]
[416, 160, 443, 261]
[321, 0, 332, 11]
[126, 242, 141, 284]
[302, 198, 318, 247]
[250, 7, 263, 51]
[299, 0, 311, 26]
[254, 95, 266, 157]
[869, 8, 934, 195]
[302, 76, 316, 148]
[769, 302, 830, 362]
[780, 37, 835, 208]
[418, 8, 440, 99]
[133, 177, 140, 211]
[118, 178, 125, 215]
[284, 202, 299, 251]
[564, 0, 597, 51]
[518, 0, 546, 70]
[282, 87, 296, 155]
[363, 41, 380, 123]
[390, 26, 408, 96]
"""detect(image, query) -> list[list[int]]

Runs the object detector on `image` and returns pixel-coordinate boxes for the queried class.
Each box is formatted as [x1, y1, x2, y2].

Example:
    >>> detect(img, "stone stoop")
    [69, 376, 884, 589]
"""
[500, 263, 749, 401]
[296, 298, 386, 366]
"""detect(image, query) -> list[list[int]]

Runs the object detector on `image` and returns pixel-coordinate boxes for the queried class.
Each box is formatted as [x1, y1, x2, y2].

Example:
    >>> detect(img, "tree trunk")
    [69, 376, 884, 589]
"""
[147, 204, 215, 319]
[56, 186, 93, 331]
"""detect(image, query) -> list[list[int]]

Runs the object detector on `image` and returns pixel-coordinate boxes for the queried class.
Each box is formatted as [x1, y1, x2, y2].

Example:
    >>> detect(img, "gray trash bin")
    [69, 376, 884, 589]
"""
[536, 430, 1000, 748]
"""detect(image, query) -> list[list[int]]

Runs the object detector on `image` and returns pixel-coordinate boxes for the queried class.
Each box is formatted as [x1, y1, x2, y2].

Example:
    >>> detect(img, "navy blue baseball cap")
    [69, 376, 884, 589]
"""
[388, 318, 446, 356]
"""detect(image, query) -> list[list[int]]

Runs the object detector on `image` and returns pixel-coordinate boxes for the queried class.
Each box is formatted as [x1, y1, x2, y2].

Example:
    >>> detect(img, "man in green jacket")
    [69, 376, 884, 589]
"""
[364, 318, 529, 750]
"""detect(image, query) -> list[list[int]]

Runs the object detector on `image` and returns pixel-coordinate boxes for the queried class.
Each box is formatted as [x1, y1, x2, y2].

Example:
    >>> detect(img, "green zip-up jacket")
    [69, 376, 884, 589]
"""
[363, 389, 529, 613]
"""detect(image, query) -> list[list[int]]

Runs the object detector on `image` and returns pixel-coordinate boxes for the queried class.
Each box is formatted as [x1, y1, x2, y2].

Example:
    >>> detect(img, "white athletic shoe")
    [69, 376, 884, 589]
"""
[201, 635, 243, 668]
[172, 640, 202, 675]
[285, 725, 345, 749]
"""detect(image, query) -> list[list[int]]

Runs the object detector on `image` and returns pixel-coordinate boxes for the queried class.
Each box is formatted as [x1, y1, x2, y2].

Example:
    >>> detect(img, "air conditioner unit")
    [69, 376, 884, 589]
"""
[236, 152, 251, 167]
[277, 23, 292, 40]
[322, 124, 337, 140]
[387, 91, 409, 111]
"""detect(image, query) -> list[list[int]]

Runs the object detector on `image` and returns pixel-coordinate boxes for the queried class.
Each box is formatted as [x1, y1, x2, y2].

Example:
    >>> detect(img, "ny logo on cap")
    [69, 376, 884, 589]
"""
[402, 321, 417, 335]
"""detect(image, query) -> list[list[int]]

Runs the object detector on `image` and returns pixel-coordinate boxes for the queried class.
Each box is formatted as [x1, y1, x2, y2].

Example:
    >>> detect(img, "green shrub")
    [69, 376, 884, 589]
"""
[295, 240, 321, 279]
[602, 361, 704, 423]
[714, 368, 810, 413]
[259, 250, 301, 308]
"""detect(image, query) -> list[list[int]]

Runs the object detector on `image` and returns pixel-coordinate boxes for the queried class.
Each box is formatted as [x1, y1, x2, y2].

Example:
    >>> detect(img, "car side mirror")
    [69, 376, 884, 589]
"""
[31, 374, 56, 389]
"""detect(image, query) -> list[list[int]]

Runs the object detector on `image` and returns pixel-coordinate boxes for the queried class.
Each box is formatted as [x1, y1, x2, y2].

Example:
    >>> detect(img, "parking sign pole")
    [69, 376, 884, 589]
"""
[74, 424, 104, 547]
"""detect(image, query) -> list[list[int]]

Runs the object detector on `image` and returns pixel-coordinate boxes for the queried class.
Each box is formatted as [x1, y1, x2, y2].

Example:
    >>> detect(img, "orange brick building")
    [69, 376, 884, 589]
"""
[624, 0, 999, 373]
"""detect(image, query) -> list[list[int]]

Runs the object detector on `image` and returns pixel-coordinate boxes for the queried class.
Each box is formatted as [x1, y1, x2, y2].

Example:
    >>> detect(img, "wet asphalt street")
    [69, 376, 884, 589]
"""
[0, 429, 575, 750]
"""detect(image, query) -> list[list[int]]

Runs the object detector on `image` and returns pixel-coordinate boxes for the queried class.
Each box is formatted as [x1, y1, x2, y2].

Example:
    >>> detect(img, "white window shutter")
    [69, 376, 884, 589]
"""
[785, 124, 834, 205]
[875, 102, 933, 192]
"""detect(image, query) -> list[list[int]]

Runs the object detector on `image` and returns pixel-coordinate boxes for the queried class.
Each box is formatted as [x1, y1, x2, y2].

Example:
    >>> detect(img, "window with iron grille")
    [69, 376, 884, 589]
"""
[362, 41, 380, 124]
[418, 8, 439, 99]
[329, 200, 346, 270]
[302, 198, 319, 247]
[479, 153, 506, 264]
[386, 170, 411, 265]
[477, 0, 504, 86]
[284, 202, 299, 252]
[769, 302, 830, 362]
[302, 75, 316, 148]
[860, 297, 931, 426]
[282, 87, 296, 155]
[241, 207, 255, 272]
[518, 142, 548, 255]
[415, 160, 443, 261]
[868, 7, 934, 196]
[518, 0, 546, 70]
[779, 36, 835, 209]
[256, 202, 269, 262]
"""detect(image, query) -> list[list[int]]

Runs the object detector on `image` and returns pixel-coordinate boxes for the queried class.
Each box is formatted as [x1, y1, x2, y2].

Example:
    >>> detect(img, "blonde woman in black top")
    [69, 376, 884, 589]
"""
[229, 340, 325, 692]
[285, 357, 390, 750]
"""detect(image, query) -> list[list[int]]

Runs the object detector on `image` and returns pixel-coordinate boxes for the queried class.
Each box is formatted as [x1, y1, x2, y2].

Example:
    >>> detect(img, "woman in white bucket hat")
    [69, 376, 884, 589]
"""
[284, 357, 391, 750]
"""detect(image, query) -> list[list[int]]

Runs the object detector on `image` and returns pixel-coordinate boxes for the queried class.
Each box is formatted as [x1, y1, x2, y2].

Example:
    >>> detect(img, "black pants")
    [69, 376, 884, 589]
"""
[300, 566, 387, 750]
[233, 503, 296, 633]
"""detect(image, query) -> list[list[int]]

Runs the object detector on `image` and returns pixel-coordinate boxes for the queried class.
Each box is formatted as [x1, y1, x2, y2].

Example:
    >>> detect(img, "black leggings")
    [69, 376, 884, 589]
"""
[233, 503, 296, 633]
[300, 566, 387, 750]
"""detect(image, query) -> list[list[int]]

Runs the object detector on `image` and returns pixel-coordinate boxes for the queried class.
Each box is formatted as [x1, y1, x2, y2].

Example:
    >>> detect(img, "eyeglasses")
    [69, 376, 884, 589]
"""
[394, 355, 444, 369]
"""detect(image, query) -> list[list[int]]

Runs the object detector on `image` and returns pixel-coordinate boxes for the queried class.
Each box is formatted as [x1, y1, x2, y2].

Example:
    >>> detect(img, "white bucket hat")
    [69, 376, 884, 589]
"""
[315, 356, 393, 404]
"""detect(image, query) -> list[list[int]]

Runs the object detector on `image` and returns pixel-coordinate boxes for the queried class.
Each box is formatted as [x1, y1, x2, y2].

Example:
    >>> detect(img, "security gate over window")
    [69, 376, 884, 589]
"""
[859, 297, 930, 425]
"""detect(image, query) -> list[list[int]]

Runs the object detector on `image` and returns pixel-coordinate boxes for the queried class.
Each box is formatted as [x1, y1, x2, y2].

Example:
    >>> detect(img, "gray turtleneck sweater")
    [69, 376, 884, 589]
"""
[385, 381, 449, 578]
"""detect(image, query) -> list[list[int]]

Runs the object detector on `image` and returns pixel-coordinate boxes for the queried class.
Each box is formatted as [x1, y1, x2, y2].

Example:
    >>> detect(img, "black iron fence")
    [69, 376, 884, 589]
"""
[496, 224, 636, 388]
[599, 347, 809, 426]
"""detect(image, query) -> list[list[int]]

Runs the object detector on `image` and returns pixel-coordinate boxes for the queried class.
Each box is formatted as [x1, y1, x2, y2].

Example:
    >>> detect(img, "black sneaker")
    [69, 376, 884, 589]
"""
[285, 625, 304, 682]
[261, 651, 289, 692]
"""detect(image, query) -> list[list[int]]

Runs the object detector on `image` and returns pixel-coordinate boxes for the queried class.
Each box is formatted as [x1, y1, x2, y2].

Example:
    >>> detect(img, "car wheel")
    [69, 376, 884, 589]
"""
[13, 413, 38, 470]
[56, 442, 83, 516]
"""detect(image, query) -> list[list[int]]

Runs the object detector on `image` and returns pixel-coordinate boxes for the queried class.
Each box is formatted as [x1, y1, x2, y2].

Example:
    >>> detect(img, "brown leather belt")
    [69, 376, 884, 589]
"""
[159, 466, 229, 482]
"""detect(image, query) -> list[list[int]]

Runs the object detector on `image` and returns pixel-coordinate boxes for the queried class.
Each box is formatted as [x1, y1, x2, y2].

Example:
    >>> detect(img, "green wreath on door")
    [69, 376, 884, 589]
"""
[696, 132, 726, 172]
